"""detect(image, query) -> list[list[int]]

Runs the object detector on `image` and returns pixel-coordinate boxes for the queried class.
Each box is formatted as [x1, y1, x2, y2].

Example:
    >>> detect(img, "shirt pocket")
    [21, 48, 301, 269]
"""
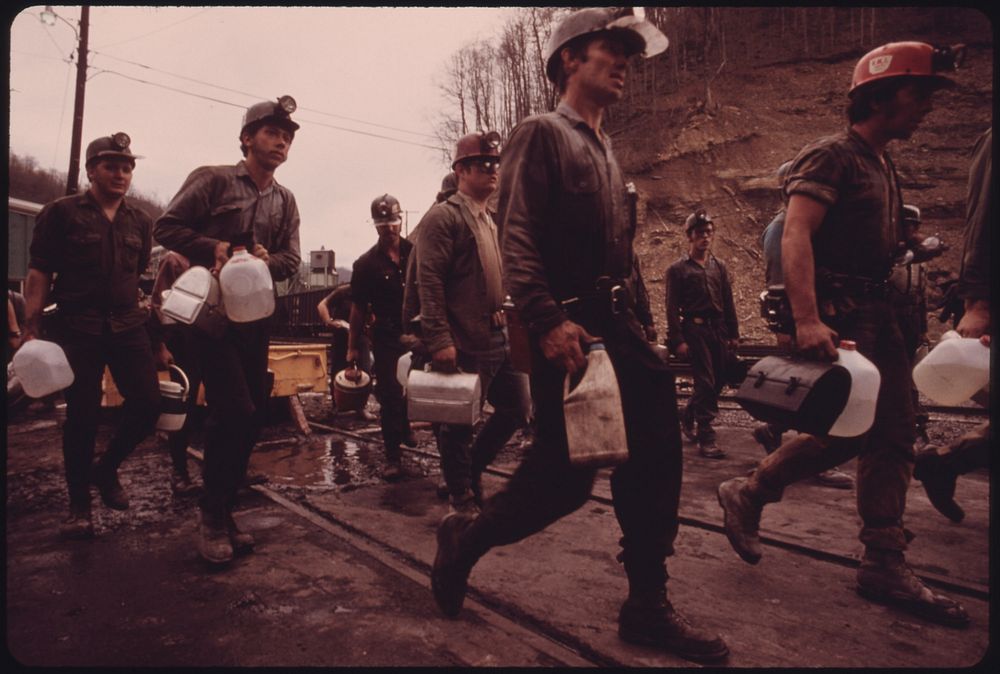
[66, 231, 103, 270]
[207, 204, 244, 241]
[121, 232, 144, 272]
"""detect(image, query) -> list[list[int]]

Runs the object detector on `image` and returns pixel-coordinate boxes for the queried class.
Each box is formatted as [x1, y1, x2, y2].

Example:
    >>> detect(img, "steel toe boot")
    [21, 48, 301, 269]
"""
[856, 549, 969, 628]
[198, 511, 234, 564]
[813, 467, 854, 489]
[698, 436, 726, 459]
[431, 511, 481, 617]
[618, 590, 729, 663]
[716, 477, 763, 564]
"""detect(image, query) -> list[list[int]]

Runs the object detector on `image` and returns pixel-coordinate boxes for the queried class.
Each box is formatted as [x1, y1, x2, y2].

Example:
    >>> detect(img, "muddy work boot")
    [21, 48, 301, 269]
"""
[618, 591, 729, 663]
[717, 477, 764, 564]
[680, 413, 697, 443]
[170, 469, 201, 496]
[59, 502, 95, 540]
[382, 448, 404, 482]
[92, 463, 129, 511]
[913, 447, 964, 523]
[431, 511, 481, 618]
[751, 423, 783, 455]
[449, 490, 481, 516]
[698, 436, 726, 459]
[198, 511, 234, 565]
[856, 549, 970, 628]
[225, 512, 255, 556]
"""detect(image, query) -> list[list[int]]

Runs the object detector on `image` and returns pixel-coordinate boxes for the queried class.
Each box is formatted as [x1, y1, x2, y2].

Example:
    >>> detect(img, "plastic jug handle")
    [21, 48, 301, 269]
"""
[168, 364, 190, 397]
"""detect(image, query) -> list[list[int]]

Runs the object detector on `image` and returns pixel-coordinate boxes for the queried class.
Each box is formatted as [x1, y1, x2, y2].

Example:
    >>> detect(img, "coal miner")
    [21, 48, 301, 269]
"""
[347, 194, 415, 481]
[717, 42, 969, 627]
[154, 96, 301, 565]
[665, 209, 739, 459]
[23, 132, 160, 539]
[416, 132, 530, 513]
[430, 8, 729, 662]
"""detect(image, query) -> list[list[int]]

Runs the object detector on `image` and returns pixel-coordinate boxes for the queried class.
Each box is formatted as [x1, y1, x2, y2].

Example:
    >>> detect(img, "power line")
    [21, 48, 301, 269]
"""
[90, 68, 448, 151]
[90, 49, 441, 141]
[94, 8, 214, 50]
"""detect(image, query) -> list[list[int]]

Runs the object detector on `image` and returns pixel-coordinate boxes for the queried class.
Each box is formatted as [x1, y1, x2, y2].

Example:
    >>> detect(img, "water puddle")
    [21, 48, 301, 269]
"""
[248, 434, 383, 489]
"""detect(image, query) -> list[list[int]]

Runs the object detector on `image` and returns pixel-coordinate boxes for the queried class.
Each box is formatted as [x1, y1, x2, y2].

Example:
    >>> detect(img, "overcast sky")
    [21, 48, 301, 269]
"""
[9, 5, 519, 268]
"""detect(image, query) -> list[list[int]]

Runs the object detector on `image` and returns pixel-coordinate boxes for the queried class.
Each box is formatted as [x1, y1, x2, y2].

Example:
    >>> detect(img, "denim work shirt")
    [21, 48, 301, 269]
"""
[497, 102, 659, 369]
[664, 253, 739, 350]
[351, 238, 412, 350]
[29, 191, 153, 334]
[785, 129, 903, 282]
[153, 161, 301, 282]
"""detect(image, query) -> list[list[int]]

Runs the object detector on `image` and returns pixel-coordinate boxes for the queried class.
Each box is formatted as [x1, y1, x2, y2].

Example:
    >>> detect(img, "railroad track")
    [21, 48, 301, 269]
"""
[300, 418, 987, 603]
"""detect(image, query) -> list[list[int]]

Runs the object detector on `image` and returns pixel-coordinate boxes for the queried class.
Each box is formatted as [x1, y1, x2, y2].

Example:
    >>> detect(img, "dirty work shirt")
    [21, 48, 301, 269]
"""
[453, 190, 505, 313]
[153, 160, 301, 282]
[29, 190, 153, 335]
[784, 128, 903, 282]
[351, 238, 412, 349]
[664, 253, 738, 351]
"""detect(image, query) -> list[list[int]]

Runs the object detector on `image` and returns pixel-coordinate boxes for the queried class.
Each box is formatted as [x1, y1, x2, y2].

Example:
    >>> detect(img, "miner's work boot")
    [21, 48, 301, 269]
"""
[59, 502, 95, 540]
[92, 463, 129, 510]
[618, 590, 730, 663]
[431, 511, 480, 618]
[717, 477, 763, 564]
[913, 447, 964, 523]
[225, 512, 255, 556]
[856, 548, 970, 628]
[198, 511, 234, 565]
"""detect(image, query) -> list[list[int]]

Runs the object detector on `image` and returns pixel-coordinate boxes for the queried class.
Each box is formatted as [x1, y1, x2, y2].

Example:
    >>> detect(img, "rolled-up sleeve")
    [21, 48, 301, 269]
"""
[785, 144, 843, 207]
[497, 119, 566, 336]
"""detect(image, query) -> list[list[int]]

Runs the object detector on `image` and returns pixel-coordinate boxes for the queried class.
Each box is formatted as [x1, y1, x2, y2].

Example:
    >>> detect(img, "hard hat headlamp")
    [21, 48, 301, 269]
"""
[277, 95, 297, 115]
[111, 132, 131, 151]
[481, 130, 501, 153]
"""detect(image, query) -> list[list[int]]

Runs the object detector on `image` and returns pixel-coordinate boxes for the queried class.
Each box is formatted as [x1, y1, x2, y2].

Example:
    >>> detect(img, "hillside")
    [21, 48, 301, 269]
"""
[618, 40, 993, 344]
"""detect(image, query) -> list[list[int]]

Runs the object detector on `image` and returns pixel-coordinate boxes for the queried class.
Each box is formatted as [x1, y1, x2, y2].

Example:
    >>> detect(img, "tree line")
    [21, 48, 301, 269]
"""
[433, 6, 984, 151]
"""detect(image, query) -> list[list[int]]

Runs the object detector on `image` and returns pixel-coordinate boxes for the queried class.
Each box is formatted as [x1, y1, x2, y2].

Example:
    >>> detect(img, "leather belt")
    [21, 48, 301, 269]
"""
[560, 277, 631, 317]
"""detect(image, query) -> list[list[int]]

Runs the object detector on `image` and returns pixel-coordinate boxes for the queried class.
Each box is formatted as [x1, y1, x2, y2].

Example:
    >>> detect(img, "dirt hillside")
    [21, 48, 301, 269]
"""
[617, 40, 993, 344]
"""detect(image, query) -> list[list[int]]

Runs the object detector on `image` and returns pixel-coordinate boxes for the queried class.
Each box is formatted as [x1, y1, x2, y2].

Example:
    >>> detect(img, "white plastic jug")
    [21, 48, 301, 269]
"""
[156, 365, 190, 432]
[912, 330, 990, 405]
[11, 339, 75, 398]
[161, 265, 227, 337]
[219, 246, 275, 323]
[827, 340, 881, 438]
[563, 343, 629, 467]
[396, 351, 412, 389]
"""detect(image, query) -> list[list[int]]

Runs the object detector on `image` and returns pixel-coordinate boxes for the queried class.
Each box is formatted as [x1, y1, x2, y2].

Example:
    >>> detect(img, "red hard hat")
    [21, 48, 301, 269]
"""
[849, 42, 964, 96]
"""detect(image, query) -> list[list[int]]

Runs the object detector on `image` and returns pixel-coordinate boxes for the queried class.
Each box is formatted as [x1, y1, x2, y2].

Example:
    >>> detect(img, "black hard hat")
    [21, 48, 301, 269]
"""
[371, 194, 402, 226]
[240, 95, 300, 139]
[85, 132, 140, 166]
[685, 209, 714, 234]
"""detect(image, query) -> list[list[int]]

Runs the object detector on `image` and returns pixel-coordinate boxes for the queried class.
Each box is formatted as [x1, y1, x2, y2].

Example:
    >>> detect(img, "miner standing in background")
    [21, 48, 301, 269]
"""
[665, 209, 739, 459]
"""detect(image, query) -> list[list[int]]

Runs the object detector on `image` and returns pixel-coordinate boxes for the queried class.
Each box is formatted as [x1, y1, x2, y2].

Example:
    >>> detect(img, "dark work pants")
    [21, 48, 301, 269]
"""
[438, 341, 530, 500]
[749, 297, 916, 551]
[195, 319, 270, 519]
[59, 322, 160, 506]
[681, 320, 728, 441]
[372, 341, 410, 458]
[471, 342, 683, 596]
[163, 327, 203, 475]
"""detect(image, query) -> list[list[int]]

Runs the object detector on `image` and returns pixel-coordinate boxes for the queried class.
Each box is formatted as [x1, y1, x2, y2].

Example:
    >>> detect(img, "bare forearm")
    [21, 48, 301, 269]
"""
[23, 269, 52, 337]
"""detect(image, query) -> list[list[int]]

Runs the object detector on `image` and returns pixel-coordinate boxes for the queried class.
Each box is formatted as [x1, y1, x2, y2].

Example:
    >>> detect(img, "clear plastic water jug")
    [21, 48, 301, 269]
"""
[563, 342, 629, 467]
[912, 330, 990, 405]
[11, 339, 75, 398]
[827, 340, 881, 438]
[219, 246, 274, 323]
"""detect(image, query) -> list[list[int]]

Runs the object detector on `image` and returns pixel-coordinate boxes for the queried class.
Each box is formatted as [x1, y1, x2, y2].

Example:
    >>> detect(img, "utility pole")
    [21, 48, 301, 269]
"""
[66, 6, 90, 195]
